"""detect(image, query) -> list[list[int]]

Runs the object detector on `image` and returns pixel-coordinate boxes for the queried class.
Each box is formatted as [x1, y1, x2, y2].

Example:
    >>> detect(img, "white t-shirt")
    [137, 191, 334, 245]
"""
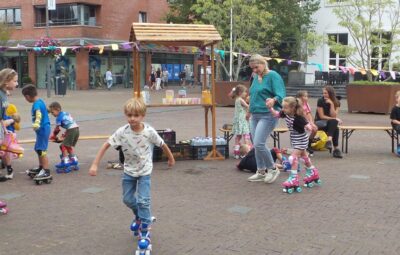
[106, 70, 113, 81]
[108, 123, 164, 177]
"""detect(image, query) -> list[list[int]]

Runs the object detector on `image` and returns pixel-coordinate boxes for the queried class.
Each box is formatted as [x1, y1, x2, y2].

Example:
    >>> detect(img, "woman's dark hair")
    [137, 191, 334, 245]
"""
[324, 85, 340, 108]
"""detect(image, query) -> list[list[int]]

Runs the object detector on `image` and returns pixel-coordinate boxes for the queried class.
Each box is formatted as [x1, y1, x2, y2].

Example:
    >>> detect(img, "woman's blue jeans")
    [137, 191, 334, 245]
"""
[250, 113, 278, 170]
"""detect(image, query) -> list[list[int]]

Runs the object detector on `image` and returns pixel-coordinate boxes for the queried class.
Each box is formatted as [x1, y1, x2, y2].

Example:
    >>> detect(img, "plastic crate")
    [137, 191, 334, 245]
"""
[192, 145, 229, 160]
[153, 143, 192, 162]
[156, 130, 176, 146]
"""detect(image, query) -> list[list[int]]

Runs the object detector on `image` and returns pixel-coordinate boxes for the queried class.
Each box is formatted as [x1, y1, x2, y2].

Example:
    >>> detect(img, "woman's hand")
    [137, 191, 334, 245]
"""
[246, 112, 251, 121]
[265, 98, 275, 108]
[336, 118, 342, 125]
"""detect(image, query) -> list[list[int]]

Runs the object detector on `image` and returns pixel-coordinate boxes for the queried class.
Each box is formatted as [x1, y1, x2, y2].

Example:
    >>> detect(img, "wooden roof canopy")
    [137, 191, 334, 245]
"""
[129, 23, 222, 47]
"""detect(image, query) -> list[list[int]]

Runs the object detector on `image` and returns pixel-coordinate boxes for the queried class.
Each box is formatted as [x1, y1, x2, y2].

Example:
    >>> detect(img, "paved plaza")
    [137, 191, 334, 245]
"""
[0, 87, 399, 255]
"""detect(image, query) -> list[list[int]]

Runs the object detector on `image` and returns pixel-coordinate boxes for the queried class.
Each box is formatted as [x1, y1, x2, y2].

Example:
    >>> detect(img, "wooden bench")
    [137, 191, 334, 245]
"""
[219, 126, 289, 148]
[339, 126, 399, 153]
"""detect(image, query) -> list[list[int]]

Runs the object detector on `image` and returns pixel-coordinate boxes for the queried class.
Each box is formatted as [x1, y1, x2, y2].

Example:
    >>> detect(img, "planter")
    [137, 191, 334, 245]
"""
[346, 84, 400, 114]
[214, 81, 250, 106]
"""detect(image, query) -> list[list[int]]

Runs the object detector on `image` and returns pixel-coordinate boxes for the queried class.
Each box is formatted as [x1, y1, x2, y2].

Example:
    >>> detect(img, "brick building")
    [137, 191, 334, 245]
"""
[0, 0, 196, 90]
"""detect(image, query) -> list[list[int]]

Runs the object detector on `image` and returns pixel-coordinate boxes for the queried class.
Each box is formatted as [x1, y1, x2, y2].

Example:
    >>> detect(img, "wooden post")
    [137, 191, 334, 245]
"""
[133, 46, 141, 98]
[203, 49, 209, 137]
[205, 44, 224, 160]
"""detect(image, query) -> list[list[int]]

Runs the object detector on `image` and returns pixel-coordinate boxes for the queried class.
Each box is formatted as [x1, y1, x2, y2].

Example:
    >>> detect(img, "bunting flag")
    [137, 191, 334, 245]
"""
[99, 45, 104, 54]
[121, 42, 132, 50]
[390, 71, 396, 80]
[111, 44, 119, 51]
[360, 69, 367, 75]
[275, 58, 283, 63]
[380, 71, 386, 79]
[232, 52, 238, 57]
[60, 47, 67, 56]
[370, 69, 379, 76]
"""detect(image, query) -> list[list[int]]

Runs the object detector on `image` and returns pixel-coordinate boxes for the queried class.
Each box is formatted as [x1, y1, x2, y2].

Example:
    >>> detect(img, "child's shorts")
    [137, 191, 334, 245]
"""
[62, 127, 79, 147]
[35, 125, 51, 151]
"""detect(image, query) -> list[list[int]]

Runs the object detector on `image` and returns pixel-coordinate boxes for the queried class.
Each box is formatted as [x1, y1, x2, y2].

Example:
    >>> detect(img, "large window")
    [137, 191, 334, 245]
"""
[371, 32, 391, 70]
[0, 8, 21, 26]
[328, 33, 348, 68]
[35, 4, 97, 27]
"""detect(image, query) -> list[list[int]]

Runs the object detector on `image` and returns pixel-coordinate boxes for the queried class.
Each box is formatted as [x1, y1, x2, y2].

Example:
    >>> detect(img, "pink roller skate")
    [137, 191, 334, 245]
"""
[233, 145, 240, 159]
[282, 173, 302, 194]
[0, 200, 8, 215]
[0, 133, 24, 156]
[303, 167, 322, 188]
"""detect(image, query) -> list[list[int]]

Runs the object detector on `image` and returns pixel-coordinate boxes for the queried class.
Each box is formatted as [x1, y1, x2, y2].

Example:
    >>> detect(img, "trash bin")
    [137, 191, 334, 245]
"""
[54, 76, 67, 96]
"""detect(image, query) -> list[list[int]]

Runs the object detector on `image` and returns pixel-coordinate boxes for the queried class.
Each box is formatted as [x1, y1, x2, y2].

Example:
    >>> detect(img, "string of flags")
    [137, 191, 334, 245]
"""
[1, 41, 399, 77]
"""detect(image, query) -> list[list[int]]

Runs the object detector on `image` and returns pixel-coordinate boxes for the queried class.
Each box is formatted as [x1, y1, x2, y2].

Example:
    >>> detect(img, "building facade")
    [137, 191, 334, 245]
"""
[308, 0, 400, 79]
[0, 0, 197, 89]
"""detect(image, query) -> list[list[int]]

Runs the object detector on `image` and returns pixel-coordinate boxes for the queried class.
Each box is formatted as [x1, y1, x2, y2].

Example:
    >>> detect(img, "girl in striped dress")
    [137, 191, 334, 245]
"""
[268, 97, 321, 193]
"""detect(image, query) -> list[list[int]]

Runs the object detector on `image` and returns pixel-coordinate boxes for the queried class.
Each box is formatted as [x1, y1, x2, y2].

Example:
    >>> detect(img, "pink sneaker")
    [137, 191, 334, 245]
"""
[282, 173, 302, 194]
[0, 207, 9, 215]
[0, 200, 7, 208]
[303, 167, 322, 188]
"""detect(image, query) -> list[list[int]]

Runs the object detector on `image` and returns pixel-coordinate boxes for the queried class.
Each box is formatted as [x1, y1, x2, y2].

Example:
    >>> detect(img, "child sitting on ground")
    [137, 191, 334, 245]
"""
[236, 144, 285, 173]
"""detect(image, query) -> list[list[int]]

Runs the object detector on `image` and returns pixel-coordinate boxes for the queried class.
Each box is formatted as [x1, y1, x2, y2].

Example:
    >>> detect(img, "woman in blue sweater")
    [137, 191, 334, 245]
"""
[247, 54, 286, 183]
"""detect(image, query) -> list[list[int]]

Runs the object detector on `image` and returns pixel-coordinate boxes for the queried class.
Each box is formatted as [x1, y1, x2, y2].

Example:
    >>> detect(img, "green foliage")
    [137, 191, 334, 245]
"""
[165, 0, 321, 80]
[351, 81, 400, 85]
[330, 0, 400, 81]
[0, 23, 12, 46]
[21, 76, 33, 84]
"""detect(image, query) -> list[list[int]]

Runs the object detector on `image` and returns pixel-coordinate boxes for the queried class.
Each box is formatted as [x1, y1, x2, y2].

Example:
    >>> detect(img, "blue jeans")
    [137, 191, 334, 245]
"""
[122, 173, 152, 224]
[106, 79, 113, 89]
[250, 113, 278, 170]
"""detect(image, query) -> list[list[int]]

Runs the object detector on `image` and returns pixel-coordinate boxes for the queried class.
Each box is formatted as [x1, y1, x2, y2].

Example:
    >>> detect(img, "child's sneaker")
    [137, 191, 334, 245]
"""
[264, 167, 280, 183]
[247, 170, 266, 182]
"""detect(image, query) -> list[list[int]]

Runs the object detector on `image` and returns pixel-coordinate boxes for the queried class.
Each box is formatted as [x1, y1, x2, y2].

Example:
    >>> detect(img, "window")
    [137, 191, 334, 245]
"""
[0, 8, 22, 26]
[371, 32, 391, 70]
[34, 4, 97, 27]
[139, 12, 147, 23]
[328, 33, 348, 69]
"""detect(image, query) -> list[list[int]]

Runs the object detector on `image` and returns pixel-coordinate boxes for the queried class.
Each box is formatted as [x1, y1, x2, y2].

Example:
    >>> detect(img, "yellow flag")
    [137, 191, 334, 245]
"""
[99, 45, 104, 54]
[232, 52, 238, 57]
[370, 69, 378, 76]
[275, 58, 283, 63]
[111, 44, 119, 51]
[192, 47, 197, 53]
[60, 47, 67, 56]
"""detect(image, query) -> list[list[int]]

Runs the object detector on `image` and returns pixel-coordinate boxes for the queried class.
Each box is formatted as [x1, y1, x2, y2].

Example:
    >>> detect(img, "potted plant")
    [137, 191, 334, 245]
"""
[347, 81, 400, 114]
[21, 76, 33, 87]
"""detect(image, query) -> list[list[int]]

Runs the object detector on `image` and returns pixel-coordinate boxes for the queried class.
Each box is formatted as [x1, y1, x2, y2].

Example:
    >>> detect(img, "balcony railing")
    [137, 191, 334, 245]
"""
[34, 18, 98, 27]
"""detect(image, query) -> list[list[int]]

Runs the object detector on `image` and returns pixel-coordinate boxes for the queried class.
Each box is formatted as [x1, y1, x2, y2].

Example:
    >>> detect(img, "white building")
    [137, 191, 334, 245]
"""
[307, 0, 400, 81]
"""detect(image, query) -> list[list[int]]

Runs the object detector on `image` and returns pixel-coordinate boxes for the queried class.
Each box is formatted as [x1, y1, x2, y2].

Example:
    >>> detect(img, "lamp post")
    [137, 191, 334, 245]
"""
[46, 0, 51, 98]
[229, 0, 233, 81]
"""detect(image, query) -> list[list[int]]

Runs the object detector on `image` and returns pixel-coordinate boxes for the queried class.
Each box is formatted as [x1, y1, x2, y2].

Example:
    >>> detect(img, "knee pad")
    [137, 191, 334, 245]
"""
[288, 155, 298, 166]
[35, 150, 47, 157]
[302, 156, 311, 165]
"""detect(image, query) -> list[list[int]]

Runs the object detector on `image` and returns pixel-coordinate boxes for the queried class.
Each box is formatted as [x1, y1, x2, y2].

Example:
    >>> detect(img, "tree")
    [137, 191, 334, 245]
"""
[165, 0, 321, 80]
[329, 0, 400, 81]
[0, 23, 12, 47]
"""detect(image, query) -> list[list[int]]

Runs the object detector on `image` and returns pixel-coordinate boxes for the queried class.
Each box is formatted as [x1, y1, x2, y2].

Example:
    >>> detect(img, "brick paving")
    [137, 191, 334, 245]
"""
[0, 87, 399, 255]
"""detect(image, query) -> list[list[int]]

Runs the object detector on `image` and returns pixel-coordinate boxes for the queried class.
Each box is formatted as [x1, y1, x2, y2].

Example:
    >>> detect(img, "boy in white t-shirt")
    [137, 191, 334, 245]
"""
[89, 98, 175, 252]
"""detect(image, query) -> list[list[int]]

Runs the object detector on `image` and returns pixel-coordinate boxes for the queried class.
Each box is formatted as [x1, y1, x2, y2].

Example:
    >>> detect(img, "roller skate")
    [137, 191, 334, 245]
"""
[33, 169, 53, 185]
[233, 145, 240, 159]
[130, 218, 141, 237]
[282, 172, 302, 194]
[136, 223, 152, 255]
[0, 133, 24, 156]
[68, 155, 80, 171]
[55, 156, 72, 173]
[0, 200, 8, 215]
[303, 167, 321, 188]
[26, 167, 41, 179]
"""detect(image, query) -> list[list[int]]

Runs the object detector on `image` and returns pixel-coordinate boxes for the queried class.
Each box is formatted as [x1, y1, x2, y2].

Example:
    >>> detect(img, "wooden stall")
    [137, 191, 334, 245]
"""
[129, 23, 224, 160]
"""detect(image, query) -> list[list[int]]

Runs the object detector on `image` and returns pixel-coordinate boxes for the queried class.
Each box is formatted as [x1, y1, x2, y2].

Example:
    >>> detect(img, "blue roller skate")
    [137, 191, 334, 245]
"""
[136, 223, 152, 255]
[55, 156, 72, 173]
[68, 155, 80, 171]
[130, 218, 141, 237]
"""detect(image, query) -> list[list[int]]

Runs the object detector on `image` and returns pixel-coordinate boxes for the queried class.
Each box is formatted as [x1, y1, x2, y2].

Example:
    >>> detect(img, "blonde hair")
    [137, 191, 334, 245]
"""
[249, 54, 269, 76]
[283, 96, 304, 116]
[296, 90, 308, 99]
[395, 90, 400, 98]
[0, 68, 17, 90]
[239, 144, 251, 157]
[124, 97, 146, 116]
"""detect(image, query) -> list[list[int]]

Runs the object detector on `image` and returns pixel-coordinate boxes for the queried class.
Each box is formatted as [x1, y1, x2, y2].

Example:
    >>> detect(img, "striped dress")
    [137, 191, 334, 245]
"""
[281, 113, 310, 150]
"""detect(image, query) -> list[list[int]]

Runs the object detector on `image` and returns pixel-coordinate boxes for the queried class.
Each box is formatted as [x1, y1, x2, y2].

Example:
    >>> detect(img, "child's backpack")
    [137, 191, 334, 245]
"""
[311, 131, 328, 151]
